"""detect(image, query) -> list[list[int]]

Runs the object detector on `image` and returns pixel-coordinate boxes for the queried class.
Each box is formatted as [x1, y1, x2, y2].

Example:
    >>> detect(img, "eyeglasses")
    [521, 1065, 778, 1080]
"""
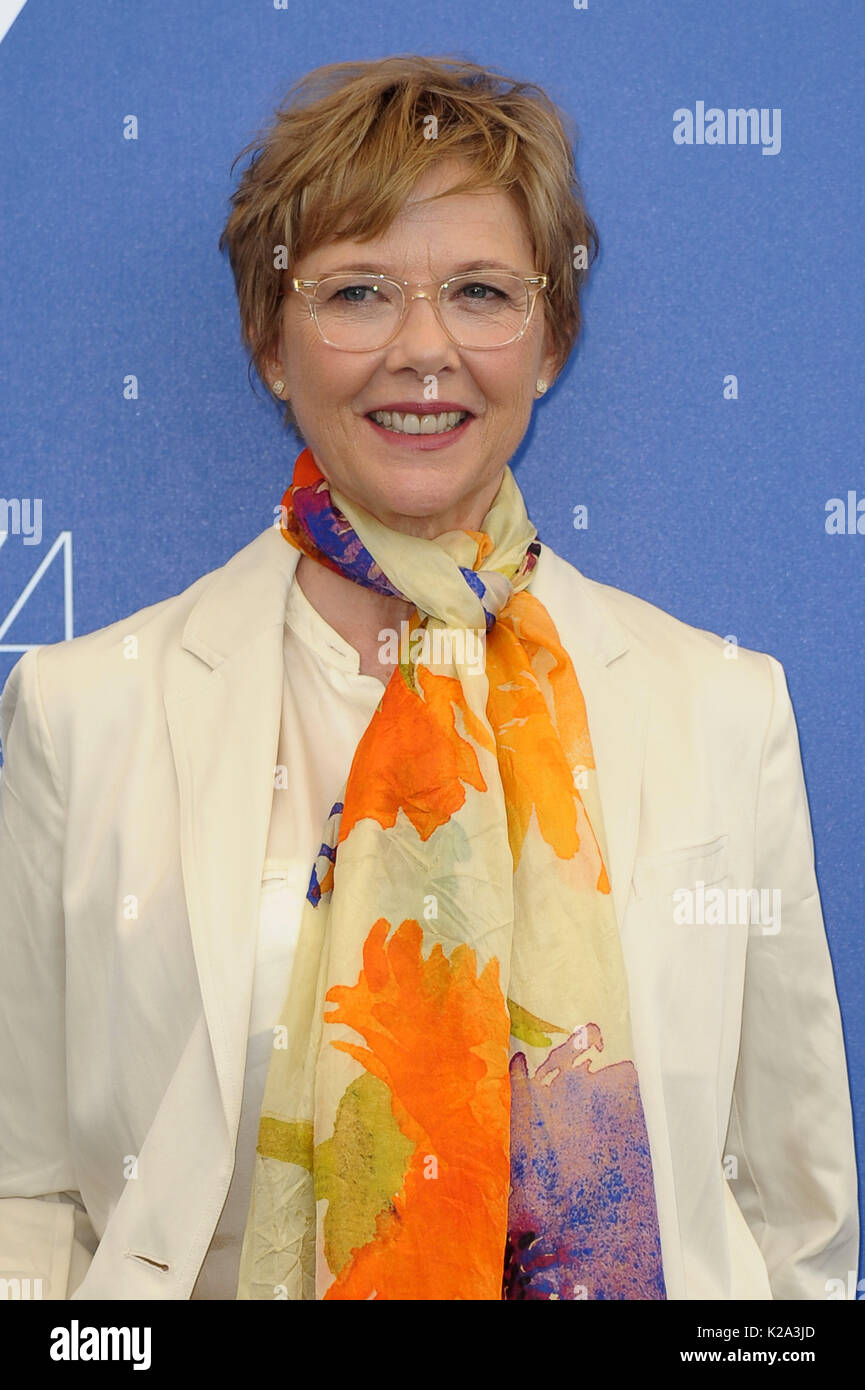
[290, 269, 549, 352]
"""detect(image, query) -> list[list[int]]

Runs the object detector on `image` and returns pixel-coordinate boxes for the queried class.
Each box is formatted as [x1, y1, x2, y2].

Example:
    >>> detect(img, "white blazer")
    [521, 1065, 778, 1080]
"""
[0, 526, 858, 1300]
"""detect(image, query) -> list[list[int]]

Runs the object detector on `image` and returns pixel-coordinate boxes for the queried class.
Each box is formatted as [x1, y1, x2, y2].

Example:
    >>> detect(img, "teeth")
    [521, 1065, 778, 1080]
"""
[369, 410, 468, 434]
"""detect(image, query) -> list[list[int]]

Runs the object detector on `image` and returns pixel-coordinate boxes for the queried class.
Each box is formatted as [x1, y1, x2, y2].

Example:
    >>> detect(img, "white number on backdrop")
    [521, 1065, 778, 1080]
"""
[0, 530, 74, 651]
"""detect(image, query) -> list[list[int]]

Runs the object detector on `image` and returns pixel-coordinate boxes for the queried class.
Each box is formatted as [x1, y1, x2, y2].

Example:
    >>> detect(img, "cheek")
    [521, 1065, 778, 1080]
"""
[475, 351, 537, 402]
[281, 311, 325, 372]
[283, 327, 318, 373]
[290, 337, 372, 396]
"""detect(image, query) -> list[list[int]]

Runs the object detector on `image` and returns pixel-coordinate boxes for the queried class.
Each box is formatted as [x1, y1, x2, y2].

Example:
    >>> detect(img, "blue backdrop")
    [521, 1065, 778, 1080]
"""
[1, 0, 862, 1283]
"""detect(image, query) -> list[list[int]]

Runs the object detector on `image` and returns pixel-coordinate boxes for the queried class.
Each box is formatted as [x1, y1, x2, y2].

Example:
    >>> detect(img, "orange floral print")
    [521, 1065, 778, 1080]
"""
[322, 917, 511, 1300]
[338, 665, 494, 845]
[484, 591, 597, 868]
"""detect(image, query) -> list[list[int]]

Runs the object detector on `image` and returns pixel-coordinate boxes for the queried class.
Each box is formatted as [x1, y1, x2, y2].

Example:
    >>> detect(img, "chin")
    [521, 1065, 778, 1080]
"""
[371, 483, 474, 521]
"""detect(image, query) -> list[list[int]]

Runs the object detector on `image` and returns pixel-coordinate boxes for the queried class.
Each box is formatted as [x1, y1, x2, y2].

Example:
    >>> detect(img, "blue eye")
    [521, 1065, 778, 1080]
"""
[460, 282, 505, 300]
[335, 285, 378, 302]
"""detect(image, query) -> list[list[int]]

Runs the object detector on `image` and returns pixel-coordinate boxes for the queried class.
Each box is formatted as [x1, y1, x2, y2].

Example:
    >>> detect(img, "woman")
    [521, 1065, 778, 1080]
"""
[0, 55, 857, 1301]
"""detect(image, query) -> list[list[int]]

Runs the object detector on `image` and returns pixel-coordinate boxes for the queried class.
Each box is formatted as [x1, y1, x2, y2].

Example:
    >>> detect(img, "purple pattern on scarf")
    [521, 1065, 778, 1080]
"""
[290, 477, 401, 598]
[504, 1025, 667, 1301]
[287, 474, 542, 627]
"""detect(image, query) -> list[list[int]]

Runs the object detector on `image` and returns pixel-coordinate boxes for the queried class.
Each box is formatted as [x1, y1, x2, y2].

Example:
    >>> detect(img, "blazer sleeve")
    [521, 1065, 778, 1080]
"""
[0, 647, 97, 1298]
[725, 652, 860, 1300]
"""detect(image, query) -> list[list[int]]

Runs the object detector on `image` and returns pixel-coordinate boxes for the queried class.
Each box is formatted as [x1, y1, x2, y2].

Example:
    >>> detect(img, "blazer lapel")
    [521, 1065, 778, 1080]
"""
[531, 545, 649, 932]
[164, 528, 301, 1130]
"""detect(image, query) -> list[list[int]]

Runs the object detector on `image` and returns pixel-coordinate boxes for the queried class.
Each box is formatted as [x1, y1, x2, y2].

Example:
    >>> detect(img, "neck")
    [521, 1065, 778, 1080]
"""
[315, 451, 507, 539]
[294, 554, 416, 682]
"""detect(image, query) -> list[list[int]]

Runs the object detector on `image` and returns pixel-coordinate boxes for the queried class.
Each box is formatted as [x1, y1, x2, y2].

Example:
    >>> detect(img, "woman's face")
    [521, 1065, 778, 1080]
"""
[264, 160, 560, 537]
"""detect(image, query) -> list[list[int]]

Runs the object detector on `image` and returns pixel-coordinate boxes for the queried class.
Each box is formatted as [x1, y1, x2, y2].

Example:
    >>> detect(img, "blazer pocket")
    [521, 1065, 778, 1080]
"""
[631, 833, 729, 902]
[630, 834, 735, 1082]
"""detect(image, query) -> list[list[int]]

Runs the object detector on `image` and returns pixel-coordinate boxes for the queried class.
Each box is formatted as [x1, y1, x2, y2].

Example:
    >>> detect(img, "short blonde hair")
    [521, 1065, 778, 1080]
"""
[219, 54, 599, 434]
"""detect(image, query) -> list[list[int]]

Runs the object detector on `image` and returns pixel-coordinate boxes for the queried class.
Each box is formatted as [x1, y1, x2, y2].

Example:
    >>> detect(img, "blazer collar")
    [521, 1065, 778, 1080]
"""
[176, 527, 634, 673]
[179, 525, 302, 671]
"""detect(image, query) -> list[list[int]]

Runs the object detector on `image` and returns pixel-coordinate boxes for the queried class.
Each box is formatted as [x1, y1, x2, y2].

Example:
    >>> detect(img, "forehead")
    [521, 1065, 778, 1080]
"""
[298, 162, 533, 278]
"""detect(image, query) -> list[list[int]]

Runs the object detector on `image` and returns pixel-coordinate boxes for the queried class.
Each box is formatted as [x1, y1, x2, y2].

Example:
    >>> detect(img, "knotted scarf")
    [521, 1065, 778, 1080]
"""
[237, 447, 666, 1301]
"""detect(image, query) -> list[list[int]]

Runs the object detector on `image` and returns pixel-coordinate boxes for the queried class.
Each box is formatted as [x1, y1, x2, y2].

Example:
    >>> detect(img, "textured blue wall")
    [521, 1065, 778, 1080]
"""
[1, 0, 862, 1280]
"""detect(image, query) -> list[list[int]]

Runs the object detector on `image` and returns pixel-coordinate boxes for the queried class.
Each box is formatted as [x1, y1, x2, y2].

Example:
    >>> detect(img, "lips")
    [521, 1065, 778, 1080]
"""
[364, 409, 474, 449]
[366, 402, 474, 416]
[368, 409, 466, 434]
[366, 402, 475, 438]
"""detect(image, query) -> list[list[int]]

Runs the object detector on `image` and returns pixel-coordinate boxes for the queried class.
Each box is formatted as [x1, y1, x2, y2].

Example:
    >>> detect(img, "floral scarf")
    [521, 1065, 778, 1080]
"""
[236, 447, 666, 1301]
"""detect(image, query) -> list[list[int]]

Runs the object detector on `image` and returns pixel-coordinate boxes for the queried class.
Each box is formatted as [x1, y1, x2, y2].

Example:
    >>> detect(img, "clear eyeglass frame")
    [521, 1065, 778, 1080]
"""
[289, 269, 550, 352]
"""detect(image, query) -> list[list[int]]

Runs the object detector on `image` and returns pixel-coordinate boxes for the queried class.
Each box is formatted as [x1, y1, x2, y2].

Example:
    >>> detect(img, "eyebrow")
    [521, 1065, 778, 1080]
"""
[314, 259, 522, 277]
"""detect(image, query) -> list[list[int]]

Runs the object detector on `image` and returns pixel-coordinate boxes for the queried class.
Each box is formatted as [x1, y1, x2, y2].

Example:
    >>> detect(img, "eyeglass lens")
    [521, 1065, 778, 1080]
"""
[311, 273, 531, 349]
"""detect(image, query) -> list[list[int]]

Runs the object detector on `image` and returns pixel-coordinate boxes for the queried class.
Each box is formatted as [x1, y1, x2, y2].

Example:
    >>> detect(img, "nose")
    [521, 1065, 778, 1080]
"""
[382, 290, 461, 374]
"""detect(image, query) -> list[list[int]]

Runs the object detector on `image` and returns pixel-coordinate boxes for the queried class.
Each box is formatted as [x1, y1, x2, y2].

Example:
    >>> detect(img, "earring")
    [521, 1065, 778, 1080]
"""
[272, 380, 285, 396]
[536, 379, 548, 395]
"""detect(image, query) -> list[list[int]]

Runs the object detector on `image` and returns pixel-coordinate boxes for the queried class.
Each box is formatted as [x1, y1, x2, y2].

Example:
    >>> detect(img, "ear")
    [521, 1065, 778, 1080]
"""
[538, 325, 562, 393]
[260, 330, 285, 393]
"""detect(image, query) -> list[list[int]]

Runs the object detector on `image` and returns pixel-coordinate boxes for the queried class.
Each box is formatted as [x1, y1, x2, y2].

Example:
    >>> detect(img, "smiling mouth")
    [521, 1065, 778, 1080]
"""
[367, 409, 470, 435]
